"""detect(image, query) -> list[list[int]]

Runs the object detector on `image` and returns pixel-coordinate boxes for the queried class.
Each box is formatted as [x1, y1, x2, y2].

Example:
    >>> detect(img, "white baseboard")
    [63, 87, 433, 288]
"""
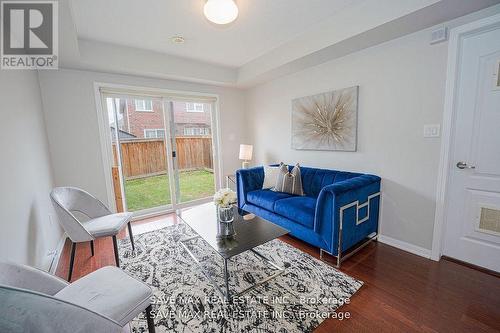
[49, 232, 67, 274]
[377, 234, 431, 259]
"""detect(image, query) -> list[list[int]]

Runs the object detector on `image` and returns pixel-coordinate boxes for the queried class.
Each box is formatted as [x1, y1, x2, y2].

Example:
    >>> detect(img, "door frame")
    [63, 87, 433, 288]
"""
[431, 13, 500, 261]
[93, 82, 223, 218]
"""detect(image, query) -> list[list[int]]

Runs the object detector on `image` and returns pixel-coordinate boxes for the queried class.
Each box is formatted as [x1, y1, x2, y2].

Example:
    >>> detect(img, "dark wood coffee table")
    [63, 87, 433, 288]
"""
[178, 203, 289, 301]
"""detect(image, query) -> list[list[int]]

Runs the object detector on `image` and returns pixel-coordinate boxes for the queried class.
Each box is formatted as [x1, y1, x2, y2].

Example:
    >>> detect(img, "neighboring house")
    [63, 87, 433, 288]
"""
[118, 99, 211, 139]
[173, 102, 212, 137]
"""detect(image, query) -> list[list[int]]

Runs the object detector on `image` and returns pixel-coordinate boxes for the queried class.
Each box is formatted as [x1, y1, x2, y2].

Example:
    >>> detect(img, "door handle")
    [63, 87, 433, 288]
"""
[456, 161, 475, 169]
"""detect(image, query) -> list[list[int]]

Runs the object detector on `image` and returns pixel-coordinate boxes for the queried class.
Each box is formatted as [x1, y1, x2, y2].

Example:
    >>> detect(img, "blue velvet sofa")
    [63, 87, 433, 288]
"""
[236, 165, 381, 266]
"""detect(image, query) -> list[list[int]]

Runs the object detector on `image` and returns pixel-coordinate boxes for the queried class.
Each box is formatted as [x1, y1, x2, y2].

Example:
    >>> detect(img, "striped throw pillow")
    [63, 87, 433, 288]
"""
[273, 163, 304, 196]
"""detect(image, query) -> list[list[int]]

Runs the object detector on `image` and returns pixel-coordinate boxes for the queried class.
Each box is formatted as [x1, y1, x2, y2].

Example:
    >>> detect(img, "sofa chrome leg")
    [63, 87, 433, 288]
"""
[337, 216, 343, 269]
[319, 249, 342, 268]
[336, 232, 378, 268]
[145, 305, 155, 333]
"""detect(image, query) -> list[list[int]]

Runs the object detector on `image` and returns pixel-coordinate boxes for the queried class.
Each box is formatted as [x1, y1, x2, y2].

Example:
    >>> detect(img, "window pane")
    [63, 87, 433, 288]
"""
[135, 99, 152, 111]
[186, 102, 204, 112]
[105, 95, 171, 213]
[171, 101, 215, 203]
[135, 100, 143, 109]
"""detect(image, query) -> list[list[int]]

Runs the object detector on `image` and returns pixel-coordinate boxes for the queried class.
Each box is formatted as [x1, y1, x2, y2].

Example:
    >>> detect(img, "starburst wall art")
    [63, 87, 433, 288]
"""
[292, 86, 358, 151]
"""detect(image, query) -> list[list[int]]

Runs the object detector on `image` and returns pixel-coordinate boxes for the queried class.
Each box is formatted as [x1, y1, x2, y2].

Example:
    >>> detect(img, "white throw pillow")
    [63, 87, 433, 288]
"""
[262, 165, 281, 189]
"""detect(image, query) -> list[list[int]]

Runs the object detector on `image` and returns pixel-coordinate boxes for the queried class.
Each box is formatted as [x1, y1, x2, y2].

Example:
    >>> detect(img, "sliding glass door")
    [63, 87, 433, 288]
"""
[104, 94, 172, 214]
[101, 90, 218, 216]
[168, 100, 216, 203]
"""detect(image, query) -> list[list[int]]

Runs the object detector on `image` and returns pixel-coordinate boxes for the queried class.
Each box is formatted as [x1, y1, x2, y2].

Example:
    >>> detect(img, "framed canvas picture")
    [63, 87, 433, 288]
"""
[292, 86, 358, 151]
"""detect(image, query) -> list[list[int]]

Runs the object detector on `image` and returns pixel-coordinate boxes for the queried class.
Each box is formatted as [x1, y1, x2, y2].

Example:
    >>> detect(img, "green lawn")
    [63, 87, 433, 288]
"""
[124, 170, 215, 211]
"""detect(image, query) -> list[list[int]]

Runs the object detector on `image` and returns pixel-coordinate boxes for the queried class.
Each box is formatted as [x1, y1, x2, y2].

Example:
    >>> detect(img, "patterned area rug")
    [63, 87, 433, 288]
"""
[119, 223, 362, 333]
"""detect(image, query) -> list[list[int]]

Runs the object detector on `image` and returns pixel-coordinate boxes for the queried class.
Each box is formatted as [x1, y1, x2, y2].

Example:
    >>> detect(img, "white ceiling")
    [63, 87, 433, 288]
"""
[71, 0, 362, 67]
[63, 0, 500, 86]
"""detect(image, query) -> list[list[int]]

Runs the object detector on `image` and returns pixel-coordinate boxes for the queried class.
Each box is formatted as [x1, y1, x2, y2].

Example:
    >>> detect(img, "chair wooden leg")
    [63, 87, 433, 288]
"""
[112, 235, 120, 267]
[68, 242, 76, 282]
[145, 305, 155, 333]
[127, 222, 135, 251]
[90, 240, 94, 257]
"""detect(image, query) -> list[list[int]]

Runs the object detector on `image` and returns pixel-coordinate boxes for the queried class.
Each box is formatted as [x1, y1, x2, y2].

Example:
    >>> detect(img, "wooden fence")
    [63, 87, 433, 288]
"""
[112, 137, 213, 179]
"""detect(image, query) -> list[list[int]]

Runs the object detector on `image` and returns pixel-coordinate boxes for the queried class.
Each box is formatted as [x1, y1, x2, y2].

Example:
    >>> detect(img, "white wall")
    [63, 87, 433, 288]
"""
[0, 71, 62, 269]
[246, 27, 448, 250]
[38, 69, 247, 207]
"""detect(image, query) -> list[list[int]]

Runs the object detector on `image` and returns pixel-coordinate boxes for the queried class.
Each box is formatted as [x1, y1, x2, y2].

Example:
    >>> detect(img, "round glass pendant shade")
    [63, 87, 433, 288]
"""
[204, 0, 238, 25]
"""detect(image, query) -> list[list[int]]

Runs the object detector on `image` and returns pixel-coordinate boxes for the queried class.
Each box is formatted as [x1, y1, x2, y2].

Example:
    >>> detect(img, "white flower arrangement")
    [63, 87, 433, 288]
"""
[213, 188, 237, 208]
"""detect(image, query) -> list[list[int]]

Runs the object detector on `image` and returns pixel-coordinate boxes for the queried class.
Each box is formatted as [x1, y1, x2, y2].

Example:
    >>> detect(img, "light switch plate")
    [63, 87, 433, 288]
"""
[423, 124, 440, 138]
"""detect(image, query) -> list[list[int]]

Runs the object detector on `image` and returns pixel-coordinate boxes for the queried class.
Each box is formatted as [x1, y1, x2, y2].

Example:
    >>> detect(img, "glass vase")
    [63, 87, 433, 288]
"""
[217, 205, 234, 223]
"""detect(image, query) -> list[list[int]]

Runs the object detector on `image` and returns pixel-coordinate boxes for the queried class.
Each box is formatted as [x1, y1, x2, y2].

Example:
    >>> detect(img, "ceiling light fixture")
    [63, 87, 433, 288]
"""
[171, 36, 185, 44]
[204, 0, 238, 25]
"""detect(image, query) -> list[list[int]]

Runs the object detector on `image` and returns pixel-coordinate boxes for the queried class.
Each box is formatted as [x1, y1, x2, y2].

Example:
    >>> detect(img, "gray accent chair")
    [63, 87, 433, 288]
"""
[50, 187, 135, 281]
[0, 261, 155, 332]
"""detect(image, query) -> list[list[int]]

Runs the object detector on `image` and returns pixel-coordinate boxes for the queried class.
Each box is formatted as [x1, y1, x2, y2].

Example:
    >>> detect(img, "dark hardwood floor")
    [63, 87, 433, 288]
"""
[56, 214, 500, 333]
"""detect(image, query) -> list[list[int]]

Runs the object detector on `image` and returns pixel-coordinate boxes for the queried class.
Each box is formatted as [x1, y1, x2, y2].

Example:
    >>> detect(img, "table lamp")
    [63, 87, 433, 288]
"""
[239, 144, 253, 169]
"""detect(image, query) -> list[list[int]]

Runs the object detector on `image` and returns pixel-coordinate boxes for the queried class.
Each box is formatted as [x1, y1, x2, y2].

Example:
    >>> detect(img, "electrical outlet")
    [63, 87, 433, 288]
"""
[423, 124, 441, 138]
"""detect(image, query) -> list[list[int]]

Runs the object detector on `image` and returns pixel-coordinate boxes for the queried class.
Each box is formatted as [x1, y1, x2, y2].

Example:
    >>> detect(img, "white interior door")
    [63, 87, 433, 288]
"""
[443, 26, 500, 272]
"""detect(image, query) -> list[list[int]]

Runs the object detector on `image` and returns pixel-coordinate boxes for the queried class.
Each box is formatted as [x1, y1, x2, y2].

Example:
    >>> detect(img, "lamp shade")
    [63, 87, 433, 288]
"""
[239, 144, 253, 161]
[204, 0, 239, 25]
